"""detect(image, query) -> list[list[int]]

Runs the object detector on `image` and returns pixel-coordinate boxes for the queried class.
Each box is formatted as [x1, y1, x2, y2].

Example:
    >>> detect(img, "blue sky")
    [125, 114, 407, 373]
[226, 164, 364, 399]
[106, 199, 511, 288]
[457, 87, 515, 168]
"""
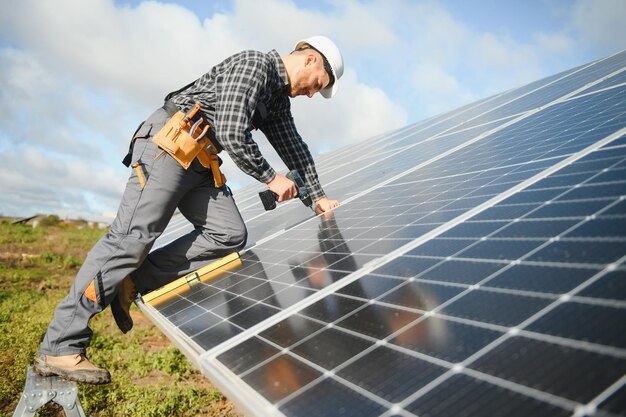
[0, 0, 624, 221]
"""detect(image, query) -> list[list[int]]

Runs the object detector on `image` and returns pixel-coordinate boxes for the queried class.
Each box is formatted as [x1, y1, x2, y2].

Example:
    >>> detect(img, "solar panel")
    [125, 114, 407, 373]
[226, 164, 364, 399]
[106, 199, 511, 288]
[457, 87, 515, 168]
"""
[139, 50, 626, 417]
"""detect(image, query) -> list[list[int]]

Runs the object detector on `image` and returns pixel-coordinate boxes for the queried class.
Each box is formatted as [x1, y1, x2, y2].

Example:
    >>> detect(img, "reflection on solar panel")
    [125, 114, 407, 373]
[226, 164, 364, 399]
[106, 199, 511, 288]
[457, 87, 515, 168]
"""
[139, 50, 626, 417]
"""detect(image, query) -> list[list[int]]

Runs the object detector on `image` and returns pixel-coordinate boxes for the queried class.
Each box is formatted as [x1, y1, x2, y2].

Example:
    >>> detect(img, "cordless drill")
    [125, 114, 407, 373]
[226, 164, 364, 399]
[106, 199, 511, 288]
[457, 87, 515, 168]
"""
[259, 170, 313, 210]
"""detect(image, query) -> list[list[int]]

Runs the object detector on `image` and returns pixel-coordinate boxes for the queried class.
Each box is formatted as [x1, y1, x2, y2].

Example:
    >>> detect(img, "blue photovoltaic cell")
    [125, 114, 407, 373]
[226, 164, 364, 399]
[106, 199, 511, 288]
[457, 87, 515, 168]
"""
[139, 51, 626, 417]
[405, 373, 572, 417]
[208, 141, 626, 417]
[573, 68, 626, 97]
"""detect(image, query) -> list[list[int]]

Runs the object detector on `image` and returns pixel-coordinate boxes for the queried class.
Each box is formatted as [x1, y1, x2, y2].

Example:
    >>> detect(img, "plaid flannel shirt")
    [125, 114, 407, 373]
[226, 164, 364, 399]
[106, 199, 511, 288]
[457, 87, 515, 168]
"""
[167, 49, 325, 201]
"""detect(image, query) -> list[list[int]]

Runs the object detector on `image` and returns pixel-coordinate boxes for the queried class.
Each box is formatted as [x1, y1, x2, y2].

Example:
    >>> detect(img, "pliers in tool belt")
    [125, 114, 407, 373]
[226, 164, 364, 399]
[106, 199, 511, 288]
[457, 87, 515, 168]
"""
[189, 117, 209, 142]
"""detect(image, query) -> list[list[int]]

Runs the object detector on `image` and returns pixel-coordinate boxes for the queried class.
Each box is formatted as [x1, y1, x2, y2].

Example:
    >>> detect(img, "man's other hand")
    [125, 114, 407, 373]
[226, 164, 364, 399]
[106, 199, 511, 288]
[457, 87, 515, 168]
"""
[267, 174, 297, 202]
[314, 197, 339, 214]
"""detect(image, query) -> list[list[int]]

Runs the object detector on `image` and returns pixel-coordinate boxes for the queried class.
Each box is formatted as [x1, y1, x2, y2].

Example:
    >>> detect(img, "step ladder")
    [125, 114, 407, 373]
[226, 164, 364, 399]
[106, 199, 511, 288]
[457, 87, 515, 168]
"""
[12, 367, 89, 417]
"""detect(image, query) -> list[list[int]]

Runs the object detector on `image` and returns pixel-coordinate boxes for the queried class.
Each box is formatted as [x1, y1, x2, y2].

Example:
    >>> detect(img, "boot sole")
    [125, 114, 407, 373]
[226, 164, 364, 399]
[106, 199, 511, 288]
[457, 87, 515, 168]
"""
[33, 358, 111, 385]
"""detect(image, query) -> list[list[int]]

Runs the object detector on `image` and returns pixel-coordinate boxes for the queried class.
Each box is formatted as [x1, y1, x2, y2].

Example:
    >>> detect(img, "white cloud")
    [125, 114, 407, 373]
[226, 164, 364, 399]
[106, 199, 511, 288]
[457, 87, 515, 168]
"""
[571, 0, 626, 52]
[1, 1, 226, 105]
[410, 63, 470, 115]
[388, 1, 593, 105]
[292, 70, 407, 153]
[0, 0, 618, 221]
[0, 146, 124, 220]
[472, 33, 543, 90]
[0, 0, 407, 220]
[533, 31, 577, 56]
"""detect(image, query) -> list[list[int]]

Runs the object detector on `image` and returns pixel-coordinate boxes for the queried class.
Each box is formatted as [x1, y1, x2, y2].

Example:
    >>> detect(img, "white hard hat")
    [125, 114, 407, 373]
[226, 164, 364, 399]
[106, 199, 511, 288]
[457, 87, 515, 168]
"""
[294, 35, 344, 99]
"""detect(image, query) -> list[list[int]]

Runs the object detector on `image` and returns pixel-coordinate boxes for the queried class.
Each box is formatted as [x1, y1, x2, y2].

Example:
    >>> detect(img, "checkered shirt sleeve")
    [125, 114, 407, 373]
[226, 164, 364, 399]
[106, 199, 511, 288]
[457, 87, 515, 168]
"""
[260, 103, 325, 201]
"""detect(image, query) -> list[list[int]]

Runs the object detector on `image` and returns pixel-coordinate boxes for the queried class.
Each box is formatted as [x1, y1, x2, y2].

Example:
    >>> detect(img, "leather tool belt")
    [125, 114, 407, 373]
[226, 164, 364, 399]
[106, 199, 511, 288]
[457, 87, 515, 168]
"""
[152, 103, 226, 188]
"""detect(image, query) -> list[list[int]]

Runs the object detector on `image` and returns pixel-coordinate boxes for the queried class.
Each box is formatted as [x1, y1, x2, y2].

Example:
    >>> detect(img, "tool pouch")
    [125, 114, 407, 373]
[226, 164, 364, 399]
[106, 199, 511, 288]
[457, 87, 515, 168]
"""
[152, 106, 227, 187]
[152, 110, 204, 169]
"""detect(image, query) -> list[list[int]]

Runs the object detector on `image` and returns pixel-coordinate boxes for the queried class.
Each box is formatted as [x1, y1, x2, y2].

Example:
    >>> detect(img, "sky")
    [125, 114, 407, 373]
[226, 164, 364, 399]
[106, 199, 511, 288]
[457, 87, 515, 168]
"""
[0, 0, 624, 222]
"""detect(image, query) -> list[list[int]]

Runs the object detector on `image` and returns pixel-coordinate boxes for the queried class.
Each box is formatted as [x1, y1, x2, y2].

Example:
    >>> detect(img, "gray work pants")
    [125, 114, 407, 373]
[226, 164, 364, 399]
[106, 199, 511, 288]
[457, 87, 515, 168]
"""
[39, 107, 247, 356]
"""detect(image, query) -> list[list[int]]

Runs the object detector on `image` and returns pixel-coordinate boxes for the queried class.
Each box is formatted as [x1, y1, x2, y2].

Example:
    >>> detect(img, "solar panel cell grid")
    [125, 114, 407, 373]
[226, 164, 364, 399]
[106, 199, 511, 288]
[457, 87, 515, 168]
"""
[441, 290, 554, 327]
[216, 337, 280, 375]
[578, 270, 626, 301]
[241, 353, 322, 403]
[209, 142, 626, 415]
[405, 373, 572, 417]
[469, 337, 626, 403]
[574, 69, 626, 97]
[138, 51, 626, 417]
[527, 302, 626, 349]
[280, 378, 388, 417]
[337, 346, 447, 403]
[485, 264, 599, 293]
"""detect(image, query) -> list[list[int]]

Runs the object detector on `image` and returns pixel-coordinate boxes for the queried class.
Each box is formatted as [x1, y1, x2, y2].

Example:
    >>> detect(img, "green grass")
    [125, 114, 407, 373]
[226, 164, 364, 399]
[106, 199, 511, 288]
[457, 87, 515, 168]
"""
[0, 222, 239, 417]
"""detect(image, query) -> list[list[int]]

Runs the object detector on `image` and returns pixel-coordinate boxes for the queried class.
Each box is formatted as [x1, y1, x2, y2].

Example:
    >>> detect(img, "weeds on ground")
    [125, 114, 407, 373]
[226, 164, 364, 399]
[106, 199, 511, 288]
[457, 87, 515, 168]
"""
[0, 222, 239, 417]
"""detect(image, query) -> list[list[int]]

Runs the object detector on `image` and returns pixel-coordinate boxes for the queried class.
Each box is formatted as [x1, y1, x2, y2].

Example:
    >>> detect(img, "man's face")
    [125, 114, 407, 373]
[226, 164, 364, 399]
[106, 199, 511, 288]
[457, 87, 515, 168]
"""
[289, 52, 331, 98]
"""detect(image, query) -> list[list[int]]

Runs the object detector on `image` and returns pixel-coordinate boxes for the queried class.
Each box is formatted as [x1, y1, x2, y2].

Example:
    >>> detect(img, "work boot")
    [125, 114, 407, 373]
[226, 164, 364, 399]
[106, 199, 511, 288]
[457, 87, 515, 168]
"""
[111, 275, 138, 334]
[33, 354, 111, 384]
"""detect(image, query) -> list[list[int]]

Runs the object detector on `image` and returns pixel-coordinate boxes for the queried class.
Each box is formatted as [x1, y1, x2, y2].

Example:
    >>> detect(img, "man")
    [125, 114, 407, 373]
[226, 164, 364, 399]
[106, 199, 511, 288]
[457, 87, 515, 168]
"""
[33, 35, 343, 384]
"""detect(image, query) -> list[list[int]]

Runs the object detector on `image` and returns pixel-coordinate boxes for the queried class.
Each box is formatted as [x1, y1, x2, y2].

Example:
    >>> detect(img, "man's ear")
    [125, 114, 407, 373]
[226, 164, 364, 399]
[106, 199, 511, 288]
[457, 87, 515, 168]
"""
[304, 53, 317, 67]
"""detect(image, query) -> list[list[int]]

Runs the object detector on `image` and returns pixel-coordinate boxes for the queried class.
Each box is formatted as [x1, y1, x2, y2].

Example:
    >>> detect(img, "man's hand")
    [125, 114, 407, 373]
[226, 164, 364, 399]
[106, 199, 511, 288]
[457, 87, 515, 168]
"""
[314, 196, 339, 214]
[267, 173, 297, 202]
